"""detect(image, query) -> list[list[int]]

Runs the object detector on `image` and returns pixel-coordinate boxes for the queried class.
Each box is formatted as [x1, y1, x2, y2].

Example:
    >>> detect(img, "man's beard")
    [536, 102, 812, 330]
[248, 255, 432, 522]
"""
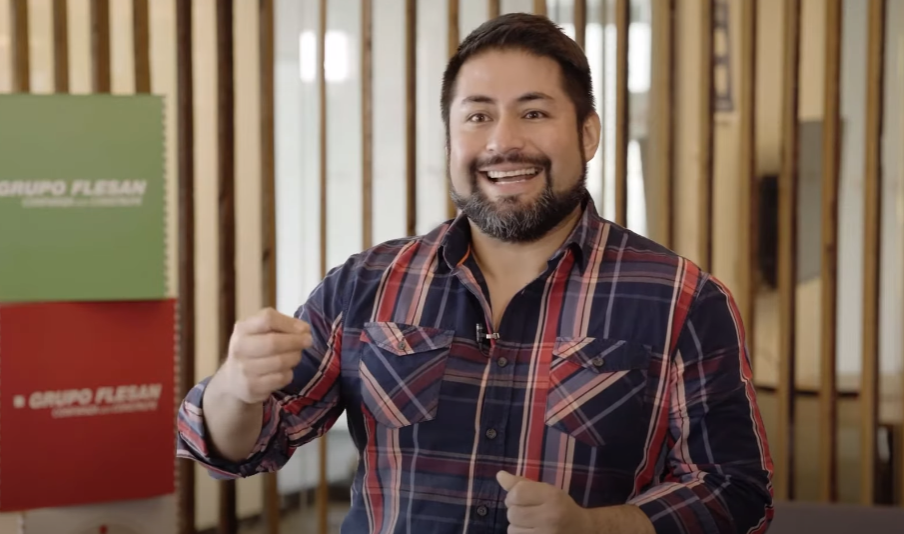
[450, 153, 588, 244]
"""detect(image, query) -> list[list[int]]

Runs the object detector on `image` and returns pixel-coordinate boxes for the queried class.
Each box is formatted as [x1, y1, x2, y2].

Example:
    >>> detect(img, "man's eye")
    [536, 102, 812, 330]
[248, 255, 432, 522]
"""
[524, 111, 546, 119]
[468, 113, 490, 123]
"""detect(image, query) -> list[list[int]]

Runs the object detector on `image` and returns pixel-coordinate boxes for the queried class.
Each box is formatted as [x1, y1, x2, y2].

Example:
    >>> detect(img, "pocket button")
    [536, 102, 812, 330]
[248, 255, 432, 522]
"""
[398, 340, 408, 351]
[591, 356, 604, 367]
[497, 357, 508, 368]
[476, 505, 488, 517]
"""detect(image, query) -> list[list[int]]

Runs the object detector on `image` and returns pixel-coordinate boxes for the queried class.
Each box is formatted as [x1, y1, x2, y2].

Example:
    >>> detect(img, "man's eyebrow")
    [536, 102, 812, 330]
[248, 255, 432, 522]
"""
[459, 92, 555, 105]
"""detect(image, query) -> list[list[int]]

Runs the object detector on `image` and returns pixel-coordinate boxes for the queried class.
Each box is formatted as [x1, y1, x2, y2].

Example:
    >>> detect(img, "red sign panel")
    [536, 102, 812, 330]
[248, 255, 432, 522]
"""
[0, 300, 176, 511]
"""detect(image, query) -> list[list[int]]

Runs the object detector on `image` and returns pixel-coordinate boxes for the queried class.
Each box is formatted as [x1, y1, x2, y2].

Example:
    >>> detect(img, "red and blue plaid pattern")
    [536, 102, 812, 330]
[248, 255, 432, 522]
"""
[177, 198, 774, 534]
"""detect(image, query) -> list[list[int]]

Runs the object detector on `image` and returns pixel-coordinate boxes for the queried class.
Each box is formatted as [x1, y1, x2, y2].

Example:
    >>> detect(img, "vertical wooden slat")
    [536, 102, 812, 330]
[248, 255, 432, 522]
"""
[775, 0, 801, 502]
[446, 0, 459, 221]
[175, 0, 196, 532]
[52, 0, 69, 93]
[534, 0, 546, 16]
[363, 0, 374, 248]
[90, 0, 111, 93]
[258, 0, 280, 531]
[11, 0, 29, 92]
[819, 0, 842, 503]
[405, 0, 417, 236]
[316, 0, 329, 530]
[132, 0, 151, 94]
[215, 0, 237, 531]
[860, 0, 886, 506]
[574, 0, 586, 49]
[698, 0, 714, 272]
[652, 0, 676, 249]
[488, 0, 500, 19]
[614, 0, 628, 227]
[738, 0, 758, 366]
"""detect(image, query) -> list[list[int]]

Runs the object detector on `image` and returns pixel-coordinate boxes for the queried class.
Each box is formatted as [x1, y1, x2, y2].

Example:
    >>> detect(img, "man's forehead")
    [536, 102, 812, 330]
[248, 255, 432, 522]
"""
[454, 50, 564, 103]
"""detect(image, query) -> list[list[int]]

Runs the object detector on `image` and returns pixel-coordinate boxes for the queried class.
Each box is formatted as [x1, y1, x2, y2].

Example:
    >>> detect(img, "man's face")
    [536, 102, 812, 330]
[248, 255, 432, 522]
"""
[447, 48, 600, 243]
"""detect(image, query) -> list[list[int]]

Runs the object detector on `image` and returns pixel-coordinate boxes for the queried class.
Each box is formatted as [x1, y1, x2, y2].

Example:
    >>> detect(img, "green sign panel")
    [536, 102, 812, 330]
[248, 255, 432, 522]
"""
[0, 95, 167, 303]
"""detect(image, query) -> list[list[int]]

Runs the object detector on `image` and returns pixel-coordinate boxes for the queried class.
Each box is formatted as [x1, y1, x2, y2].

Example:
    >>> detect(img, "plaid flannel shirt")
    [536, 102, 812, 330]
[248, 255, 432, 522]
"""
[177, 198, 774, 534]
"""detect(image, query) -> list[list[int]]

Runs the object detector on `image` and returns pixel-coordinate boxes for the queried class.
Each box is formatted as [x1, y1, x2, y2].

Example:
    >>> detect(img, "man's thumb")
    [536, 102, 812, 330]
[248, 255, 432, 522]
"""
[496, 470, 526, 492]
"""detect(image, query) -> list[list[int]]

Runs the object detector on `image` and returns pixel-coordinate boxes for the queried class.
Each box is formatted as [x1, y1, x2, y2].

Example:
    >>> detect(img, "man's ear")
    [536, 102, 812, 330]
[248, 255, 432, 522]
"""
[581, 112, 602, 162]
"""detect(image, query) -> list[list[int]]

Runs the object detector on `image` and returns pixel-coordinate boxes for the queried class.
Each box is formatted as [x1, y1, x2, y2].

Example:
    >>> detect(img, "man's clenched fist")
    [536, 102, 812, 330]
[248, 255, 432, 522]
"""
[219, 307, 313, 405]
[497, 471, 594, 534]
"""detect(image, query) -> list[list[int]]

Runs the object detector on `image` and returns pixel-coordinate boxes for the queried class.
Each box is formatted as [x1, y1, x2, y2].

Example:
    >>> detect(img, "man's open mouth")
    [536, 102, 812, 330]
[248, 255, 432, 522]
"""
[483, 167, 541, 184]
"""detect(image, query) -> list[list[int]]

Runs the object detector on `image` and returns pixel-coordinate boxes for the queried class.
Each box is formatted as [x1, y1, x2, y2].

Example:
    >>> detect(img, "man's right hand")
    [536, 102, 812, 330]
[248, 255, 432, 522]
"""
[219, 307, 314, 405]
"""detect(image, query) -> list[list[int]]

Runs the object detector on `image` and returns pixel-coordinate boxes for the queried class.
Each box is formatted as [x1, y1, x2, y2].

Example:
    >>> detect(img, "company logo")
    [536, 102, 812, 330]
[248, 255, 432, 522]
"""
[0, 179, 148, 208]
[10, 383, 163, 418]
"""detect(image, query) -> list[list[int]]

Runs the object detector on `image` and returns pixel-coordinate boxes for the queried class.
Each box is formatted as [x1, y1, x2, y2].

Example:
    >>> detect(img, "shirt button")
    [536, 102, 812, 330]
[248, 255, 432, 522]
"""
[485, 428, 497, 439]
[497, 357, 508, 368]
[476, 505, 488, 517]
[398, 340, 408, 351]
[591, 356, 604, 367]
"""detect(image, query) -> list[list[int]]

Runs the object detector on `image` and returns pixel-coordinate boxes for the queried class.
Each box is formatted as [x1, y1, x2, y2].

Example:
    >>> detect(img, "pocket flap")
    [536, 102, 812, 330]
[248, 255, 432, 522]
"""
[363, 322, 455, 356]
[552, 337, 652, 373]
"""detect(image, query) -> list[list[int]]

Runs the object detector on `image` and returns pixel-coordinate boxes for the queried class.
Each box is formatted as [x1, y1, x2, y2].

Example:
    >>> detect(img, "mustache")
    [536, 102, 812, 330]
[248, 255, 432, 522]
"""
[468, 153, 552, 175]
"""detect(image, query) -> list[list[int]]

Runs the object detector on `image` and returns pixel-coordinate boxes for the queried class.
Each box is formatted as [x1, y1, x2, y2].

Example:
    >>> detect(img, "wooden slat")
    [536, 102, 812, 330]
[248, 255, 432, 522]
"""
[488, 0, 500, 19]
[574, 0, 586, 49]
[405, 0, 417, 236]
[90, 0, 111, 93]
[215, 0, 238, 531]
[316, 0, 329, 530]
[860, 0, 886, 506]
[738, 0, 757, 366]
[446, 0, 459, 220]
[534, 0, 546, 16]
[257, 0, 281, 531]
[133, 0, 151, 94]
[652, 0, 675, 249]
[11, 0, 29, 92]
[52, 0, 69, 93]
[819, 0, 842, 503]
[698, 0, 714, 272]
[363, 0, 374, 248]
[775, 0, 801, 502]
[175, 0, 196, 532]
[614, 0, 628, 227]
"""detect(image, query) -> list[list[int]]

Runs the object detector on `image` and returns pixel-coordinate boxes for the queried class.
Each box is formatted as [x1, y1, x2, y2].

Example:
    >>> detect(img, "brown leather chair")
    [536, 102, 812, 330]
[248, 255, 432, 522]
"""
[770, 501, 904, 533]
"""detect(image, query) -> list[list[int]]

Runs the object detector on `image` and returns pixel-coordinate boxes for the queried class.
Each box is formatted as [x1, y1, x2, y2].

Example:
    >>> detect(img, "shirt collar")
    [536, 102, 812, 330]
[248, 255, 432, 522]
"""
[439, 194, 606, 273]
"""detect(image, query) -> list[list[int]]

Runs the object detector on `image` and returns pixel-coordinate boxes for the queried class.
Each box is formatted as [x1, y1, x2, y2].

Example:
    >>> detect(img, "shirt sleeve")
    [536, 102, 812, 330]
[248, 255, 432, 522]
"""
[174, 261, 351, 479]
[628, 277, 775, 534]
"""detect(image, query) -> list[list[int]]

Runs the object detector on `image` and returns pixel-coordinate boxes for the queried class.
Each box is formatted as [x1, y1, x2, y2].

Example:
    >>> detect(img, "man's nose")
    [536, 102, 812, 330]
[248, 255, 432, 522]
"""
[486, 116, 525, 155]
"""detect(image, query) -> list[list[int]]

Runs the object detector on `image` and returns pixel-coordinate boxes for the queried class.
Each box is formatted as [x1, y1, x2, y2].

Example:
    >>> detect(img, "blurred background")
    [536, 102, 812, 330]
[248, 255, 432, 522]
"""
[0, 0, 902, 533]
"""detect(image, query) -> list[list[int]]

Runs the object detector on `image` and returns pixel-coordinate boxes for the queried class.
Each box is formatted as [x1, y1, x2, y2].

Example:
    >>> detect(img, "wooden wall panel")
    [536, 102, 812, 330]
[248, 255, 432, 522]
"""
[738, 0, 757, 372]
[363, 0, 374, 248]
[405, 0, 417, 236]
[614, 0, 628, 227]
[51, 0, 67, 92]
[133, 0, 150, 93]
[698, 0, 714, 272]
[89, 0, 109, 92]
[11, 0, 29, 91]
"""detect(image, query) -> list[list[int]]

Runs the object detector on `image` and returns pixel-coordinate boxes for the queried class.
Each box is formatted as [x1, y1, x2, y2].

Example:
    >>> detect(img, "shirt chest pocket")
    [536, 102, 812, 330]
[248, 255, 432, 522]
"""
[544, 337, 654, 448]
[358, 322, 454, 428]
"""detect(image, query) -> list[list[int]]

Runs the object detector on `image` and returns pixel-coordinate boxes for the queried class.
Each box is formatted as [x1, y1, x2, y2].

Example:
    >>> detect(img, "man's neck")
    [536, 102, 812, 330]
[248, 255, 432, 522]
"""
[468, 206, 584, 283]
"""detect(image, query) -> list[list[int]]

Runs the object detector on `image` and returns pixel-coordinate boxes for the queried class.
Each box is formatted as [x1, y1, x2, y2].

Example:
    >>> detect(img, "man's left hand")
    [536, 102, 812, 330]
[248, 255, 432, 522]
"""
[496, 471, 594, 534]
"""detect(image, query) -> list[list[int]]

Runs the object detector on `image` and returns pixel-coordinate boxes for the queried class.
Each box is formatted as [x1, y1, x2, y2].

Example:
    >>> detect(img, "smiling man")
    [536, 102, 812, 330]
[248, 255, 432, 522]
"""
[177, 13, 774, 534]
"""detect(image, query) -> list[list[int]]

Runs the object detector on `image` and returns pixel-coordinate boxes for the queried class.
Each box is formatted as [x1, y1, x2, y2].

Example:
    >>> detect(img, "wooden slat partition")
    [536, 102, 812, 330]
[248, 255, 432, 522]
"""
[133, 0, 151, 94]
[447, 0, 459, 220]
[258, 0, 281, 531]
[614, 0, 628, 227]
[11, 0, 29, 92]
[90, 0, 110, 93]
[215, 0, 238, 531]
[488, 0, 500, 19]
[698, 0, 714, 272]
[405, 0, 417, 236]
[52, 0, 68, 93]
[738, 0, 757, 372]
[175, 0, 197, 531]
[534, 0, 546, 17]
[819, 0, 842, 503]
[859, 0, 886, 506]
[574, 0, 586, 50]
[776, 0, 802, 502]
[316, 1, 329, 532]
[362, 0, 374, 248]
[652, 0, 676, 249]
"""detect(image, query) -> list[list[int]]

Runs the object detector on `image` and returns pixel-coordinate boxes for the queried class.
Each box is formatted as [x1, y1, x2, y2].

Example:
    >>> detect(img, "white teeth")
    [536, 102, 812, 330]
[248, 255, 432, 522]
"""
[486, 168, 538, 179]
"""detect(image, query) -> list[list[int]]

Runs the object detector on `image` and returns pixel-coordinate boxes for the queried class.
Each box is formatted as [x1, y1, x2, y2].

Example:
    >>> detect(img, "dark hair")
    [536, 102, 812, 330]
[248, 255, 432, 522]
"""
[440, 13, 595, 137]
